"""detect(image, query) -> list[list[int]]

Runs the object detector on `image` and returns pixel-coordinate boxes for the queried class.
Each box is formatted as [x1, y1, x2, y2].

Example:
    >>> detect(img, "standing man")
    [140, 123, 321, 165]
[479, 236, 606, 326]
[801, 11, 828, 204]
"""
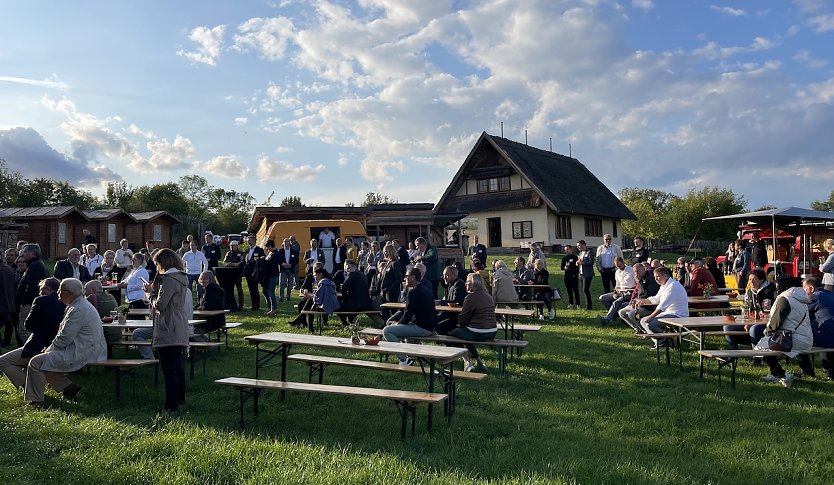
[561, 245, 579, 309]
[202, 232, 222, 272]
[345, 237, 358, 263]
[223, 240, 245, 310]
[393, 239, 410, 273]
[16, 244, 48, 343]
[0, 256, 16, 351]
[414, 237, 442, 299]
[81, 228, 97, 247]
[749, 232, 768, 269]
[289, 235, 301, 288]
[276, 238, 299, 302]
[182, 240, 208, 300]
[637, 267, 689, 348]
[469, 235, 487, 269]
[595, 234, 622, 294]
[332, 238, 347, 270]
[629, 237, 650, 265]
[243, 235, 265, 311]
[303, 239, 325, 274]
[318, 227, 336, 250]
[576, 240, 595, 310]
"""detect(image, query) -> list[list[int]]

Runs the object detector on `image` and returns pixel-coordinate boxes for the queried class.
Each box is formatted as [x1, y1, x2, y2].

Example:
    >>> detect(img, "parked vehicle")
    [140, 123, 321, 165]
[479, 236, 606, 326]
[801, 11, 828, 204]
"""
[261, 219, 368, 276]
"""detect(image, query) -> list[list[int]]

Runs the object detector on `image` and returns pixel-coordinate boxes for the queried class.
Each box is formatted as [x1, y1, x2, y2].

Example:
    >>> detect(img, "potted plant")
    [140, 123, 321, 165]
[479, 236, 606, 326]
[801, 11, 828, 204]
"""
[700, 283, 715, 299]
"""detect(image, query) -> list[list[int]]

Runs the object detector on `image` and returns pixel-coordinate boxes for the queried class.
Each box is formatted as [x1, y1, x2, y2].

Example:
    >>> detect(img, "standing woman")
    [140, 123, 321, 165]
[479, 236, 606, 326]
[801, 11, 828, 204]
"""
[261, 239, 280, 315]
[114, 239, 134, 281]
[144, 249, 189, 412]
[378, 244, 402, 320]
[819, 239, 834, 292]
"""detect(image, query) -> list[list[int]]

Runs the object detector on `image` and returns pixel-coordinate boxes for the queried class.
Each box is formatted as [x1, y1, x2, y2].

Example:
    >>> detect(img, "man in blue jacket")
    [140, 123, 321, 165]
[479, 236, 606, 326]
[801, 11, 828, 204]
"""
[383, 268, 437, 366]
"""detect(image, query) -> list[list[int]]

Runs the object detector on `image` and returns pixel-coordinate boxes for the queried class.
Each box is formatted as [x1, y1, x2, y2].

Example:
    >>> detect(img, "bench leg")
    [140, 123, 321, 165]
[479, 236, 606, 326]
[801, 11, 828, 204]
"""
[190, 349, 195, 379]
[115, 367, 122, 399]
[394, 401, 410, 440]
[665, 342, 671, 367]
[307, 363, 325, 385]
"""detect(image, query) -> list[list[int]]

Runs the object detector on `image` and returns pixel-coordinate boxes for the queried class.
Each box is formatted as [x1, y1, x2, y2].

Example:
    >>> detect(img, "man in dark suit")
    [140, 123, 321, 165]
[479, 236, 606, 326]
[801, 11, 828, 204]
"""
[0, 277, 65, 390]
[469, 235, 487, 270]
[16, 243, 48, 343]
[0, 258, 16, 350]
[243, 235, 265, 310]
[53, 248, 92, 283]
[302, 239, 326, 274]
[276, 238, 299, 302]
[436, 265, 467, 334]
[202, 232, 222, 271]
[332, 238, 347, 271]
[393, 239, 410, 272]
[337, 260, 372, 326]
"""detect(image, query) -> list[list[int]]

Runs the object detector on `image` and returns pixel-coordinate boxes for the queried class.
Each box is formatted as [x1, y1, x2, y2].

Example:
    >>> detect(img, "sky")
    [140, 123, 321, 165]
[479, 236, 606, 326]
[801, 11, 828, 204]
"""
[1, 0, 833, 211]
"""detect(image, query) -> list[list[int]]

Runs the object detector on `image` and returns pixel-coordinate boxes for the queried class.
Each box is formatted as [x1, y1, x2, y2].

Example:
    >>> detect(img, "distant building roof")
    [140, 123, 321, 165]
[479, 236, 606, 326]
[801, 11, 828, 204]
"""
[435, 132, 636, 220]
[131, 211, 181, 223]
[0, 206, 89, 220]
[82, 209, 138, 222]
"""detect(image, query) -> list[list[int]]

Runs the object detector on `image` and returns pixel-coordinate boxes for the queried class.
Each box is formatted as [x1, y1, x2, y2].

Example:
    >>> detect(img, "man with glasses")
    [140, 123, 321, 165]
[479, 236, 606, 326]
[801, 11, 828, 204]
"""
[635, 267, 689, 348]
[595, 234, 622, 294]
[383, 268, 437, 366]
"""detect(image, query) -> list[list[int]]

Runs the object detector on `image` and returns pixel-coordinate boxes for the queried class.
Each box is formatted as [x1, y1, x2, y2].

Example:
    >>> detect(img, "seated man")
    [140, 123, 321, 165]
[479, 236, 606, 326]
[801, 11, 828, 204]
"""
[637, 267, 689, 347]
[723, 269, 775, 349]
[807, 276, 834, 379]
[24, 278, 107, 406]
[436, 265, 467, 334]
[383, 268, 437, 366]
[619, 263, 660, 333]
[0, 277, 64, 391]
[84, 279, 121, 349]
[337, 260, 373, 326]
[289, 267, 340, 333]
[53, 248, 92, 282]
[598, 257, 636, 326]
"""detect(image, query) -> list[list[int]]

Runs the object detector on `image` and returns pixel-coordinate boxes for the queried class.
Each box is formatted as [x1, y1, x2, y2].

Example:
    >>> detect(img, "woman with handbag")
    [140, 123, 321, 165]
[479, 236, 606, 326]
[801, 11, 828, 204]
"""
[751, 279, 815, 387]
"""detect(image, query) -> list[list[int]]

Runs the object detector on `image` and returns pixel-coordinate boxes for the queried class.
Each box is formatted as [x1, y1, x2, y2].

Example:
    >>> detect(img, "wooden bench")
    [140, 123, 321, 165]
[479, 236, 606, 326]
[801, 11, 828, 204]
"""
[216, 322, 243, 348]
[635, 333, 680, 366]
[85, 359, 159, 398]
[496, 322, 541, 356]
[287, 353, 486, 416]
[188, 341, 224, 378]
[301, 310, 383, 335]
[215, 377, 447, 439]
[359, 328, 527, 375]
[699, 347, 834, 388]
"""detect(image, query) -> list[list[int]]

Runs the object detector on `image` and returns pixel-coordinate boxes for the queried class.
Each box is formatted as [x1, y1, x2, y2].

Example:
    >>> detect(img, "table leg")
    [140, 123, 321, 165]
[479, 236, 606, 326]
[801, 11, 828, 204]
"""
[427, 359, 436, 432]
[699, 330, 705, 379]
[280, 344, 289, 400]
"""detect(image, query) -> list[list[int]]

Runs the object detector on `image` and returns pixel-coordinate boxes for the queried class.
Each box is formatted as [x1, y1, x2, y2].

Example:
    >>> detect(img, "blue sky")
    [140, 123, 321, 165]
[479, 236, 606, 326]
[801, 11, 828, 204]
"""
[1, 0, 833, 210]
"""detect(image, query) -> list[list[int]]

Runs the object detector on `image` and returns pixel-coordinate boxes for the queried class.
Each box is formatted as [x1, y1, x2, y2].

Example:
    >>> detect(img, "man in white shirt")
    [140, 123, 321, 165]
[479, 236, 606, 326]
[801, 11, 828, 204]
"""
[637, 267, 689, 347]
[181, 240, 208, 299]
[595, 234, 623, 294]
[598, 257, 636, 326]
[318, 228, 336, 249]
[114, 239, 134, 280]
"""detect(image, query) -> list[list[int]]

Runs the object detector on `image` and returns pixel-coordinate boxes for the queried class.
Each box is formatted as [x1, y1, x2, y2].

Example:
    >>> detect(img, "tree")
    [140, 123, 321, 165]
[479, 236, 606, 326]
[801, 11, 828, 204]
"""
[280, 196, 304, 207]
[0, 159, 24, 207]
[127, 183, 188, 216]
[755, 205, 777, 211]
[619, 187, 676, 240]
[52, 181, 100, 209]
[104, 182, 134, 209]
[811, 191, 834, 212]
[360, 192, 397, 206]
[667, 187, 746, 241]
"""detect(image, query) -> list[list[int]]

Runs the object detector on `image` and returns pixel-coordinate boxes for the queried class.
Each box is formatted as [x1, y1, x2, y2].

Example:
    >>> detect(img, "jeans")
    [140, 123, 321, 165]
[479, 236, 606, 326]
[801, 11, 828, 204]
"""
[723, 324, 752, 349]
[603, 294, 629, 321]
[535, 290, 552, 313]
[619, 306, 652, 332]
[278, 270, 294, 301]
[642, 314, 677, 345]
[580, 276, 594, 310]
[449, 327, 496, 360]
[262, 276, 278, 311]
[158, 346, 185, 411]
[383, 323, 433, 361]
[564, 275, 579, 306]
[132, 327, 156, 359]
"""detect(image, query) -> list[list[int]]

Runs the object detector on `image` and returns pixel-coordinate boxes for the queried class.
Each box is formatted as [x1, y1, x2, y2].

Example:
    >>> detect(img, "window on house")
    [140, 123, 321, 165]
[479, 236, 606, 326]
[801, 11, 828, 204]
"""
[58, 223, 66, 244]
[153, 224, 162, 241]
[477, 176, 511, 194]
[584, 217, 602, 237]
[555, 216, 571, 239]
[512, 221, 533, 239]
[612, 220, 618, 238]
[108, 224, 116, 243]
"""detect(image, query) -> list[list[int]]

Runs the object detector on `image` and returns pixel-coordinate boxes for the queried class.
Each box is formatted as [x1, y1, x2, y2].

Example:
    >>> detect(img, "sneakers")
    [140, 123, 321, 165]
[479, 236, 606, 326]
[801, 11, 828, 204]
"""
[760, 374, 781, 383]
[464, 363, 476, 372]
[780, 373, 794, 388]
[398, 357, 413, 367]
[548, 310, 555, 320]
[538, 314, 545, 321]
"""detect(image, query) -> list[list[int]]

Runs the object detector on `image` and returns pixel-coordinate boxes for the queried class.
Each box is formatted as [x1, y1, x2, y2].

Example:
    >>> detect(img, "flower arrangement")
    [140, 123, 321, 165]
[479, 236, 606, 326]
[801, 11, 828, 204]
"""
[699, 282, 715, 299]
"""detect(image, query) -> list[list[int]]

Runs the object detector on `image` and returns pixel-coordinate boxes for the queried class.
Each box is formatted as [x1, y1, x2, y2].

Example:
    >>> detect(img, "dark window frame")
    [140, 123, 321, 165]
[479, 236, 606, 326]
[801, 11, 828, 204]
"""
[476, 176, 511, 194]
[555, 215, 572, 239]
[512, 220, 533, 239]
[584, 217, 603, 237]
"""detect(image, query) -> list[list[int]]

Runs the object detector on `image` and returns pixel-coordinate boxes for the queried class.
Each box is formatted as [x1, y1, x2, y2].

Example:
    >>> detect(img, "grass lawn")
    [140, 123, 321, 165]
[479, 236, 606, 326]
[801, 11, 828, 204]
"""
[1, 253, 832, 484]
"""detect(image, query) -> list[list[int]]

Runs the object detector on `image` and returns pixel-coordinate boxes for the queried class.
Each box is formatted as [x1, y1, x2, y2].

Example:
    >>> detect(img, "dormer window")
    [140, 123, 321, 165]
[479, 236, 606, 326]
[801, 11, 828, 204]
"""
[477, 176, 510, 193]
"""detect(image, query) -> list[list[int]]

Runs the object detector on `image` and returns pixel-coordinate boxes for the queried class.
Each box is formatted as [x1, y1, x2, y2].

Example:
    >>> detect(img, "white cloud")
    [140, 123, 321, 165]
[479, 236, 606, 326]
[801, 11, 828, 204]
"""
[256, 155, 324, 181]
[710, 5, 746, 17]
[199, 155, 251, 178]
[0, 74, 69, 90]
[274, 145, 293, 153]
[794, 50, 828, 69]
[177, 25, 226, 66]
[233, 17, 295, 60]
[145, 135, 195, 171]
[808, 14, 834, 32]
[234, 117, 248, 125]
[632, 0, 653, 10]
[692, 36, 776, 59]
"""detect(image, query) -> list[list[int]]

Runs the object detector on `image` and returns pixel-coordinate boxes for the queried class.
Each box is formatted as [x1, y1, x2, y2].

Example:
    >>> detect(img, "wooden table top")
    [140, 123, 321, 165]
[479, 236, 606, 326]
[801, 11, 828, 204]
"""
[245, 332, 467, 364]
[657, 315, 760, 329]
[380, 302, 535, 317]
[102, 319, 206, 329]
[193, 309, 231, 316]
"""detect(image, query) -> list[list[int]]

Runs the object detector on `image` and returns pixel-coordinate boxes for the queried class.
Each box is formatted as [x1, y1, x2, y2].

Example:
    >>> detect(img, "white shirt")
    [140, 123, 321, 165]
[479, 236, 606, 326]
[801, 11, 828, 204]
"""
[115, 248, 134, 268]
[596, 244, 622, 270]
[82, 254, 103, 275]
[319, 231, 336, 248]
[124, 266, 149, 303]
[182, 250, 208, 275]
[615, 266, 636, 290]
[648, 278, 689, 317]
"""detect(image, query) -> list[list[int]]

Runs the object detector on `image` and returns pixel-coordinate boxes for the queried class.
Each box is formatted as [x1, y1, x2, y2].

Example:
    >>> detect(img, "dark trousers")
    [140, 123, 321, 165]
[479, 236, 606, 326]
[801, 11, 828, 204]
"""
[581, 275, 594, 310]
[564, 275, 580, 305]
[233, 279, 244, 310]
[2, 312, 22, 346]
[245, 274, 260, 310]
[448, 327, 496, 360]
[599, 267, 616, 294]
[291, 298, 327, 333]
[431, 279, 440, 300]
[158, 346, 185, 411]
[764, 354, 815, 378]
[128, 300, 148, 309]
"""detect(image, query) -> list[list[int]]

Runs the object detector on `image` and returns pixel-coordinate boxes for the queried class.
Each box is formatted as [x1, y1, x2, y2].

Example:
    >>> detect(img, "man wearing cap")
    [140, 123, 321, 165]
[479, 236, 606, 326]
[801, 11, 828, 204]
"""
[223, 240, 245, 309]
[202, 232, 221, 271]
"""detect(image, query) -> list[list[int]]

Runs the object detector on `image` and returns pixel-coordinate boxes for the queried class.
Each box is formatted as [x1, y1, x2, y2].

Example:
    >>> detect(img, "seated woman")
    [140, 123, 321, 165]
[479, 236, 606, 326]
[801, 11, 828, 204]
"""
[450, 273, 497, 372]
[194, 270, 226, 336]
[288, 266, 340, 333]
[93, 250, 118, 281]
[751, 279, 815, 387]
[724, 269, 775, 349]
[491, 260, 518, 305]
[530, 258, 554, 320]
[471, 259, 491, 293]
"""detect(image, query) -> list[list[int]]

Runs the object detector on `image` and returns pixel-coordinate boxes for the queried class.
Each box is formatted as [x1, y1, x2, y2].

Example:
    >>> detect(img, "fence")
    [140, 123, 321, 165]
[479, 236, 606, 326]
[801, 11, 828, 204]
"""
[622, 237, 731, 258]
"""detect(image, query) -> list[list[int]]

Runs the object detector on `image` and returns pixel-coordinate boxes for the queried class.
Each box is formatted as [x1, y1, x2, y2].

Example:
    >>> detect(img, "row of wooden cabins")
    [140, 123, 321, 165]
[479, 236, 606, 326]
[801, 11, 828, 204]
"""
[0, 207, 180, 259]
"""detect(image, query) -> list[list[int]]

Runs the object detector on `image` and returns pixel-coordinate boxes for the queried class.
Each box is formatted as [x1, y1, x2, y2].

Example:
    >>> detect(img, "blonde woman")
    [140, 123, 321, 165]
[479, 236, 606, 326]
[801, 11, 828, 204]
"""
[820, 239, 834, 291]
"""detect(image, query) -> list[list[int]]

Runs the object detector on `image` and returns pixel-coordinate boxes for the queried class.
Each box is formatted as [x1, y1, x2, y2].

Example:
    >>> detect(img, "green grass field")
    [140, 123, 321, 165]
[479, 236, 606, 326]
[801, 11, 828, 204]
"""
[1, 253, 832, 484]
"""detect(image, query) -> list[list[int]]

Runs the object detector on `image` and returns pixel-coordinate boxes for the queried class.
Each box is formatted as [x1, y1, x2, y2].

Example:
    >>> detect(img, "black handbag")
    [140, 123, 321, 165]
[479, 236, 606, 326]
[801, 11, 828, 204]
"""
[767, 311, 807, 352]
